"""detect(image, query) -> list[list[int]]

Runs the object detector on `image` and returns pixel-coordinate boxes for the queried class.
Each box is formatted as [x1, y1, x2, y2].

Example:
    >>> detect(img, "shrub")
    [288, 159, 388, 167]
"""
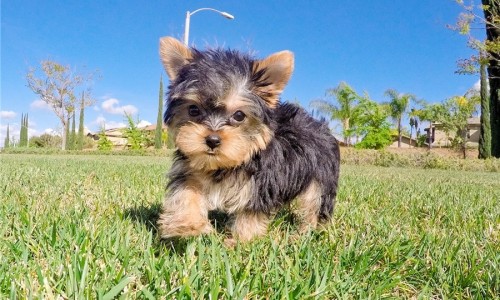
[29, 133, 63, 148]
[97, 129, 113, 151]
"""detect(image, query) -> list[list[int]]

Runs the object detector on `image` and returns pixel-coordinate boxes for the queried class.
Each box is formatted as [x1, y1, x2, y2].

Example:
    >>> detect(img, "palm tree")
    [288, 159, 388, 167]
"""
[409, 108, 421, 147]
[384, 89, 416, 148]
[310, 82, 360, 146]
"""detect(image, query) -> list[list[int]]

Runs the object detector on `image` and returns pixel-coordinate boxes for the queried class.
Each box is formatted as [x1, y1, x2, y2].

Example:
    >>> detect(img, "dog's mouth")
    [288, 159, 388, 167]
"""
[206, 149, 217, 155]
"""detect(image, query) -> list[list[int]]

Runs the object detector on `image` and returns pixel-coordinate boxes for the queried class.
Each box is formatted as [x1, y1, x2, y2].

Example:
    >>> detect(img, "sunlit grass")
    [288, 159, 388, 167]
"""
[1, 154, 498, 298]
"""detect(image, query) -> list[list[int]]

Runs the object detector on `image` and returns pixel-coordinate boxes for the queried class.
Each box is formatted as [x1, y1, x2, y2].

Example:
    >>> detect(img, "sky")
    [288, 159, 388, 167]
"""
[0, 0, 485, 147]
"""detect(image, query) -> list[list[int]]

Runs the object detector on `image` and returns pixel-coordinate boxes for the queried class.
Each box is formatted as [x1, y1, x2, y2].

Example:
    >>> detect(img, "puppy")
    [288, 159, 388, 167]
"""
[157, 37, 340, 243]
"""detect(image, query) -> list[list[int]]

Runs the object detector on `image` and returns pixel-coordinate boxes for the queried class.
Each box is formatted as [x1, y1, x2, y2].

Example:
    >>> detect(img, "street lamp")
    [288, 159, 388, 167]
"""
[184, 8, 235, 46]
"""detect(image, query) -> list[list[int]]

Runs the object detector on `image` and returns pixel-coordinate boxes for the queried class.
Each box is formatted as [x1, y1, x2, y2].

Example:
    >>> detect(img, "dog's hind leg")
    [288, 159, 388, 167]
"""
[294, 180, 323, 232]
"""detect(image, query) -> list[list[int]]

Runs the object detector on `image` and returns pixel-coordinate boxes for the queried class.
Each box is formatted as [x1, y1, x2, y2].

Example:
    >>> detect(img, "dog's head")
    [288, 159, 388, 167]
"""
[159, 37, 294, 172]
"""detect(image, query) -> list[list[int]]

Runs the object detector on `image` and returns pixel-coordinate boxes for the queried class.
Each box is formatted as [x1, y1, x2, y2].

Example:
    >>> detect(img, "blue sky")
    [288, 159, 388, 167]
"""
[1, 0, 483, 146]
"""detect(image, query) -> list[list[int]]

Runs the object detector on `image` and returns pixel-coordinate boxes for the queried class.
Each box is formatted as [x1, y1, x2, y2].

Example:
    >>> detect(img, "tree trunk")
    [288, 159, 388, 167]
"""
[62, 118, 68, 150]
[409, 126, 413, 148]
[461, 128, 467, 159]
[343, 118, 350, 146]
[77, 92, 85, 150]
[482, 0, 500, 157]
[398, 117, 402, 148]
[155, 76, 164, 149]
[427, 121, 432, 150]
[479, 60, 492, 158]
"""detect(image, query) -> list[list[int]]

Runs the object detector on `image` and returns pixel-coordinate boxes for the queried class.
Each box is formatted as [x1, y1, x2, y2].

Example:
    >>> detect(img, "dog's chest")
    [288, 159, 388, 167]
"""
[201, 172, 254, 213]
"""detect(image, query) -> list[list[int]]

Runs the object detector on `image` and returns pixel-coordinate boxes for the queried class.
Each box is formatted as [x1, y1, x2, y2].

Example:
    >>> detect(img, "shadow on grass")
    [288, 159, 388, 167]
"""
[124, 203, 162, 234]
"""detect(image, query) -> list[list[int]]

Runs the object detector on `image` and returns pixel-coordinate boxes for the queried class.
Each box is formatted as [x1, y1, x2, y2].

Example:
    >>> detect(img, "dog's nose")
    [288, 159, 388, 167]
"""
[205, 134, 221, 149]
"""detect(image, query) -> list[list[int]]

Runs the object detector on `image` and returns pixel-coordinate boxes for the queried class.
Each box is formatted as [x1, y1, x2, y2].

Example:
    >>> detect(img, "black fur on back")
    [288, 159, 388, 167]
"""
[246, 103, 339, 221]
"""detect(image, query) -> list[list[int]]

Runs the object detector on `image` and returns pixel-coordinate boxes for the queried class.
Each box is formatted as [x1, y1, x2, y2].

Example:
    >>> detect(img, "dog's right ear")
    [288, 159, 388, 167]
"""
[159, 37, 192, 80]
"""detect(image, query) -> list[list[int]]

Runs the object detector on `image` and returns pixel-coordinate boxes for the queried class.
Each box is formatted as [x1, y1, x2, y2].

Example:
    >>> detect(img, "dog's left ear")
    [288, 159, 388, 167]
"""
[159, 37, 192, 80]
[252, 51, 294, 108]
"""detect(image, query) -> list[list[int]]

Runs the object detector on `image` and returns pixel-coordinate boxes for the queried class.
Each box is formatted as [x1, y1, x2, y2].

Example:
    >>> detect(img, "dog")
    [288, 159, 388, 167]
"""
[157, 37, 340, 244]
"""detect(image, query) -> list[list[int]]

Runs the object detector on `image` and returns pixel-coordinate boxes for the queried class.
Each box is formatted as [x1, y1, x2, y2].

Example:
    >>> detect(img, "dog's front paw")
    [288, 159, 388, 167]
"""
[223, 237, 237, 248]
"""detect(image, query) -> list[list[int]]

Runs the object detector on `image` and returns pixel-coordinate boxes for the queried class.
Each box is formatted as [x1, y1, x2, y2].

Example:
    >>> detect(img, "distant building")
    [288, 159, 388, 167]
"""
[87, 124, 168, 148]
[389, 135, 417, 148]
[88, 127, 127, 148]
[424, 117, 480, 147]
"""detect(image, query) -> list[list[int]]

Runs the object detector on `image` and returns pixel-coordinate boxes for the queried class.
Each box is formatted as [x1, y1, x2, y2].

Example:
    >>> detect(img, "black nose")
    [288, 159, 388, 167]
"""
[205, 134, 221, 149]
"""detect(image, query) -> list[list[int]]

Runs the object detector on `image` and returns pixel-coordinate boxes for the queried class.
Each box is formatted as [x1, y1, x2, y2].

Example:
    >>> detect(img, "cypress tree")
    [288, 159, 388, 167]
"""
[155, 75, 164, 149]
[482, 0, 500, 157]
[23, 114, 27, 146]
[479, 59, 492, 158]
[77, 92, 85, 150]
[19, 114, 24, 147]
[23, 114, 28, 147]
[19, 113, 29, 147]
[4, 124, 10, 148]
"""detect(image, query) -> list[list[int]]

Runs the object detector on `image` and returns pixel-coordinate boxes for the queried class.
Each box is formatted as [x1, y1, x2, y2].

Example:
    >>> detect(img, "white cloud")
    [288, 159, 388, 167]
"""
[27, 128, 39, 138]
[95, 116, 106, 126]
[30, 99, 51, 110]
[104, 121, 126, 129]
[44, 128, 61, 136]
[93, 116, 126, 130]
[27, 118, 37, 128]
[101, 98, 138, 115]
[472, 80, 480, 92]
[0, 111, 17, 120]
[137, 120, 152, 128]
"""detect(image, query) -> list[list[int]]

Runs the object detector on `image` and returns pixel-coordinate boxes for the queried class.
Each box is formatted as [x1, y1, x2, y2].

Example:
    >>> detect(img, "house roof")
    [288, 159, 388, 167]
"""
[142, 124, 167, 131]
[390, 134, 416, 143]
[429, 117, 480, 128]
[467, 117, 480, 125]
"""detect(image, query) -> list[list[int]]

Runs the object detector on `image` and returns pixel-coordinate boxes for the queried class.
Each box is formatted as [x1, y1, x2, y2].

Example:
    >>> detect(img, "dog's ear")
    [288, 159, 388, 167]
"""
[159, 37, 192, 80]
[252, 51, 294, 108]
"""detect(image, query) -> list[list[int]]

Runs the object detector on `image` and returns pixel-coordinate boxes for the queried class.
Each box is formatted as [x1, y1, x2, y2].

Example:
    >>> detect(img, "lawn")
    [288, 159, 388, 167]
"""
[1, 154, 498, 299]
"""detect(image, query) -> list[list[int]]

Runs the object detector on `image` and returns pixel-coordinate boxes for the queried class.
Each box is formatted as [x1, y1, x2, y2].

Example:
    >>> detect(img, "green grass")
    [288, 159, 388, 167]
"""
[1, 154, 499, 299]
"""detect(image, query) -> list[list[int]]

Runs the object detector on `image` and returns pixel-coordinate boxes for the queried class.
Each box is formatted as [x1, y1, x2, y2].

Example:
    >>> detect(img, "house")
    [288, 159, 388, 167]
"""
[88, 124, 169, 148]
[88, 127, 128, 148]
[389, 134, 417, 148]
[141, 124, 167, 132]
[424, 117, 480, 147]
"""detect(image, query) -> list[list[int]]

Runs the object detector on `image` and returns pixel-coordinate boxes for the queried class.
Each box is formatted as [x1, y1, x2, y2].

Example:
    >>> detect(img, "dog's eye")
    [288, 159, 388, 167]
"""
[232, 110, 246, 122]
[188, 105, 200, 117]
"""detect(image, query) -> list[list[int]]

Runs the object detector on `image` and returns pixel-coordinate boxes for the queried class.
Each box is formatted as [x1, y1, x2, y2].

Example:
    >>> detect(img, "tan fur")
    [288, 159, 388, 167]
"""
[159, 159, 256, 239]
[294, 180, 322, 232]
[252, 51, 294, 108]
[194, 171, 254, 214]
[170, 90, 200, 103]
[157, 186, 212, 238]
[159, 37, 192, 80]
[229, 211, 271, 242]
[223, 84, 252, 113]
[175, 122, 273, 172]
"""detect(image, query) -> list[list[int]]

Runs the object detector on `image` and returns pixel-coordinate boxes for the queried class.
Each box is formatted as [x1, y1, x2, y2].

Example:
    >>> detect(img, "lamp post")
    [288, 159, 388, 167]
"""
[184, 8, 234, 46]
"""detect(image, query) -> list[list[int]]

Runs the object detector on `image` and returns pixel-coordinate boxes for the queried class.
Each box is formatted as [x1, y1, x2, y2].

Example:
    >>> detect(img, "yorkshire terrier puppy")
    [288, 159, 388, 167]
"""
[157, 37, 340, 243]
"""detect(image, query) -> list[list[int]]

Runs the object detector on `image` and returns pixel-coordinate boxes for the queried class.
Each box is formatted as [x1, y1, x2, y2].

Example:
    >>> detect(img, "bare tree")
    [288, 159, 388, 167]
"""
[26, 60, 98, 149]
